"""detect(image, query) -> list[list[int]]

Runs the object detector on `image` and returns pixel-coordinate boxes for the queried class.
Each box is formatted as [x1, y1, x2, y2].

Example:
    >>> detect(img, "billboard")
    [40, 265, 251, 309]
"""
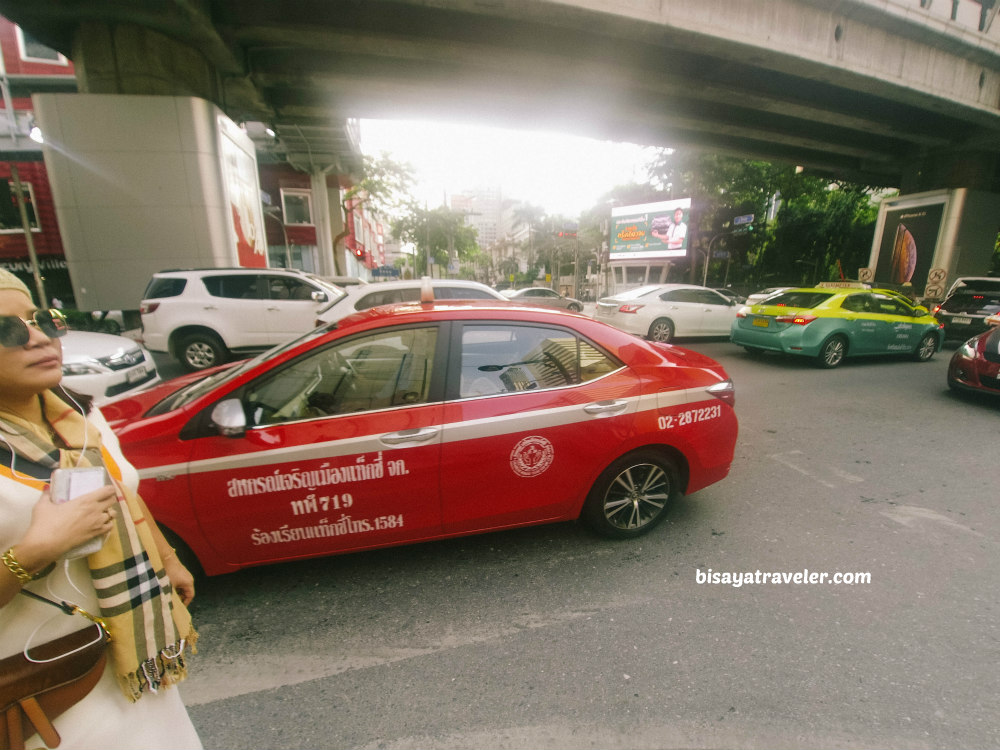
[219, 116, 268, 268]
[872, 197, 945, 289]
[611, 198, 691, 260]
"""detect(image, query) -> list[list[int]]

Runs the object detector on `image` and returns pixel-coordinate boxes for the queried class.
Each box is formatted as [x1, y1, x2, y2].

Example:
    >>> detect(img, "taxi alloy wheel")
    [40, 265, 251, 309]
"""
[913, 332, 937, 362]
[648, 318, 675, 343]
[817, 335, 847, 369]
[582, 450, 678, 539]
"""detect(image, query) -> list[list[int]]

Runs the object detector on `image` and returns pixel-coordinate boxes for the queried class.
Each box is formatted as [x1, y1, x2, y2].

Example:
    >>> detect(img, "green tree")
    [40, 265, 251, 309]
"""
[334, 153, 414, 273]
[391, 206, 479, 276]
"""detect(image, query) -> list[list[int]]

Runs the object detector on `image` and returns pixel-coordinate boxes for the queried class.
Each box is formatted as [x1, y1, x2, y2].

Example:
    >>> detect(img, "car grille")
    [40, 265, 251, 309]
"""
[98, 348, 146, 371]
[104, 368, 157, 397]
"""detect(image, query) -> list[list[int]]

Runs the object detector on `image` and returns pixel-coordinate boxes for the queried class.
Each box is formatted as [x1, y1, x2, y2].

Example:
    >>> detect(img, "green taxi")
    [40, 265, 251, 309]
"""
[730, 284, 944, 368]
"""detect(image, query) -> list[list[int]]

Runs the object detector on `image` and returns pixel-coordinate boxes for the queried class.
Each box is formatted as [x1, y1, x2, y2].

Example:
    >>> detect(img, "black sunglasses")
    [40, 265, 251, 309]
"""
[0, 309, 68, 348]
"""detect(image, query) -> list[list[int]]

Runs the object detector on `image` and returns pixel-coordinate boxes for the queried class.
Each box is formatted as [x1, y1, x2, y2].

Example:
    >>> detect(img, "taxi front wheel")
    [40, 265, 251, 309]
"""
[582, 450, 679, 539]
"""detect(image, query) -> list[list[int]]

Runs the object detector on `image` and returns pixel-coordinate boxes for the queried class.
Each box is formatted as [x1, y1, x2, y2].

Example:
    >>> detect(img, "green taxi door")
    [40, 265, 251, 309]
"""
[868, 293, 923, 354]
[839, 293, 882, 354]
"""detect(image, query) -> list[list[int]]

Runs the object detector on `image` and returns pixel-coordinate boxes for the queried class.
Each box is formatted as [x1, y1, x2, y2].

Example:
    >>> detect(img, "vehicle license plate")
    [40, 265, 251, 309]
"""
[952, 316, 972, 325]
[752, 318, 770, 328]
[126, 365, 148, 383]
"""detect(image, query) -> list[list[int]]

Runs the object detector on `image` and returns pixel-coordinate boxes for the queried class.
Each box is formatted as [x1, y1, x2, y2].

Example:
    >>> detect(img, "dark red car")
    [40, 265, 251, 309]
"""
[103, 302, 738, 575]
[947, 322, 1000, 397]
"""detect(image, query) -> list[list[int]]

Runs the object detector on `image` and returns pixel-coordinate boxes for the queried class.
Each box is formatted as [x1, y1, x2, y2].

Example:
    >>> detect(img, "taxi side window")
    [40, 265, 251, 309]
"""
[841, 294, 872, 313]
[243, 326, 438, 424]
[458, 324, 620, 398]
[873, 295, 911, 316]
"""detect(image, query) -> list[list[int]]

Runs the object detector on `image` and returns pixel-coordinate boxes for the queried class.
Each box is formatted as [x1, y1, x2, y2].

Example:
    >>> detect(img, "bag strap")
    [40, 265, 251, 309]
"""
[18, 589, 110, 637]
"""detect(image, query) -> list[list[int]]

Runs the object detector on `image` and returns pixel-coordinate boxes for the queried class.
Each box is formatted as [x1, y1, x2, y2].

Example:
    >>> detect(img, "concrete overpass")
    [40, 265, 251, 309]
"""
[2, 0, 999, 193]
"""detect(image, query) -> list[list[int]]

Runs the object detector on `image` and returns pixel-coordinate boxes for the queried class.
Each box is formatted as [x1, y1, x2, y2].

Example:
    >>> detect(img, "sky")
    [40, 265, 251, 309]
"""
[359, 119, 661, 218]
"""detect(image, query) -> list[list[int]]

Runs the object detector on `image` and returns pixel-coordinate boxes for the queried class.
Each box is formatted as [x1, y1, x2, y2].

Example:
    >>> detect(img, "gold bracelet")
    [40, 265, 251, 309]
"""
[2, 547, 33, 585]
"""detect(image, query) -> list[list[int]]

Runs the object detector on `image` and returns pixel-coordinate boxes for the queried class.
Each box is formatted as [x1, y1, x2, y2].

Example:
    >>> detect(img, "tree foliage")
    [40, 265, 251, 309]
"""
[643, 151, 883, 287]
[391, 205, 479, 274]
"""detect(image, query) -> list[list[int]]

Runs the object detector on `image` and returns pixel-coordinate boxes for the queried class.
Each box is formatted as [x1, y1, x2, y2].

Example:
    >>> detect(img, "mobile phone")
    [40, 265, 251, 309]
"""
[50, 467, 112, 558]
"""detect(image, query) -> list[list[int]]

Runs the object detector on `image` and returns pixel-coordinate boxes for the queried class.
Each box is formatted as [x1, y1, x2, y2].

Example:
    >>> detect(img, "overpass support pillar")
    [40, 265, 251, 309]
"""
[69, 21, 223, 105]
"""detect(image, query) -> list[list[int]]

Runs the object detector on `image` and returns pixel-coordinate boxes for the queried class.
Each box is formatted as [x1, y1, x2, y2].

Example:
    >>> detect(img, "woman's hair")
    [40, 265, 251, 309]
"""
[54, 384, 95, 415]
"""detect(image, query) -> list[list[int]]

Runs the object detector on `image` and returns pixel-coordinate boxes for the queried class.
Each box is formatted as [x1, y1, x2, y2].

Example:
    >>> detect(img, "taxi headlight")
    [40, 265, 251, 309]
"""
[958, 340, 977, 359]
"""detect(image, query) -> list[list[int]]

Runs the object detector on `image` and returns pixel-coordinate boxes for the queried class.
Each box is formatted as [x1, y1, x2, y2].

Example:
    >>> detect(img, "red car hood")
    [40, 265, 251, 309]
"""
[100, 362, 238, 428]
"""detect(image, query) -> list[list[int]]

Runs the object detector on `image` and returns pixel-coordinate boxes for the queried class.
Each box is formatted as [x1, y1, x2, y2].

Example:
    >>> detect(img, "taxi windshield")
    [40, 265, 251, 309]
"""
[147, 326, 333, 415]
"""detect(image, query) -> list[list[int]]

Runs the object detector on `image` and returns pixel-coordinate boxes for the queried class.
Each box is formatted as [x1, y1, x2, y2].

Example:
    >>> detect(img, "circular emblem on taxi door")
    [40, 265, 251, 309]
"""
[510, 436, 555, 478]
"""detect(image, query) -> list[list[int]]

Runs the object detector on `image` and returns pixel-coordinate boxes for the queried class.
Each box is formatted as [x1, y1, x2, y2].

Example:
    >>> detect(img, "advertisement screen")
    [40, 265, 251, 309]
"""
[220, 119, 268, 268]
[873, 202, 945, 288]
[611, 198, 691, 260]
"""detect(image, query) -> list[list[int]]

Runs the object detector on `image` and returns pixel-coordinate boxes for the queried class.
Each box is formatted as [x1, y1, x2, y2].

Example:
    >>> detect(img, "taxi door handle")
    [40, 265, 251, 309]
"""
[584, 399, 628, 415]
[380, 427, 439, 445]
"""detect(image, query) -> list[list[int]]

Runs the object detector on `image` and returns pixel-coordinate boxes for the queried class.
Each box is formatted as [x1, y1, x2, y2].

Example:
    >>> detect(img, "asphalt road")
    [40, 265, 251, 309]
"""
[157, 339, 998, 750]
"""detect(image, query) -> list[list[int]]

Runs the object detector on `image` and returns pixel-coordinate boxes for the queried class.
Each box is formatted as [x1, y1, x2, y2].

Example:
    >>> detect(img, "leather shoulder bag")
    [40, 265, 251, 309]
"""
[0, 590, 110, 750]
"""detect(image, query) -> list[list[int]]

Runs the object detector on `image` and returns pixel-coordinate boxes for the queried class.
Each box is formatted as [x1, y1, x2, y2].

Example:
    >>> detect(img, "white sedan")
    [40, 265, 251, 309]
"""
[61, 330, 161, 403]
[594, 284, 741, 342]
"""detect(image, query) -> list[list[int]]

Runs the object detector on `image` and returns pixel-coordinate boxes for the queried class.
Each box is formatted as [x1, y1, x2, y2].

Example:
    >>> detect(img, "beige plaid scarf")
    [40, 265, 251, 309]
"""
[0, 390, 197, 702]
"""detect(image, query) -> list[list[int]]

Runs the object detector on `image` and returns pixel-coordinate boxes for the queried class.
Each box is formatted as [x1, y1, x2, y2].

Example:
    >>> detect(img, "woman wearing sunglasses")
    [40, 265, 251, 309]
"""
[0, 270, 202, 749]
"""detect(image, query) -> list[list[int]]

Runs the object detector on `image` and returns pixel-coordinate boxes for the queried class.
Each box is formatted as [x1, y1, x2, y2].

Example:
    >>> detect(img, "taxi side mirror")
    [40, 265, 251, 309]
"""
[211, 398, 247, 438]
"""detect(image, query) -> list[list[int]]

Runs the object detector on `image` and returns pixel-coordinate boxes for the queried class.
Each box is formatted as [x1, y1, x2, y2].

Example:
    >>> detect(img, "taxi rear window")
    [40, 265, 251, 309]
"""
[762, 291, 832, 308]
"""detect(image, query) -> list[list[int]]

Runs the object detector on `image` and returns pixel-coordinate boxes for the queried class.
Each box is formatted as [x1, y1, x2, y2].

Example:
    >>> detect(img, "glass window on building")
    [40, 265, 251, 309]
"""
[281, 190, 313, 225]
[16, 27, 69, 64]
[0, 181, 39, 233]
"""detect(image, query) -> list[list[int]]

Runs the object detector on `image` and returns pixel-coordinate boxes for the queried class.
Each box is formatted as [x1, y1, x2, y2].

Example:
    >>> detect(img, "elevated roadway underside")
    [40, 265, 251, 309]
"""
[2, 0, 1000, 190]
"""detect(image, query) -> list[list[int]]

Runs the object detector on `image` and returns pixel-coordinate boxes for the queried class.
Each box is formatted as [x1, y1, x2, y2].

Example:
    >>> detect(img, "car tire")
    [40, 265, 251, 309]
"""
[816, 335, 847, 369]
[581, 450, 679, 539]
[647, 318, 675, 343]
[179, 332, 228, 371]
[913, 332, 937, 362]
[568, 303, 583, 313]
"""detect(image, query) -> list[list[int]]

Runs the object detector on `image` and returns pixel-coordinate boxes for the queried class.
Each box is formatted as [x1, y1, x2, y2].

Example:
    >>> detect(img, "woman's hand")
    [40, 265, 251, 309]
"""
[17, 485, 118, 569]
[162, 554, 195, 606]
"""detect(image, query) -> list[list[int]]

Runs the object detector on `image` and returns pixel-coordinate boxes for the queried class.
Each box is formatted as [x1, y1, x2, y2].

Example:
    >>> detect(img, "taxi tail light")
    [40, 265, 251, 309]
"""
[735, 308, 748, 319]
[618, 304, 644, 314]
[932, 304, 942, 314]
[139, 301, 159, 315]
[775, 313, 816, 325]
[706, 378, 735, 407]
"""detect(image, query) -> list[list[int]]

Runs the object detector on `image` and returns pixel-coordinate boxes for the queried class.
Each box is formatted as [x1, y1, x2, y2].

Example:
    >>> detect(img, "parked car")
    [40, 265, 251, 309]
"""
[139, 268, 345, 371]
[501, 287, 584, 312]
[315, 278, 507, 325]
[713, 288, 746, 304]
[61, 330, 160, 403]
[932, 288, 1000, 341]
[594, 284, 741, 342]
[102, 302, 738, 576]
[744, 286, 792, 305]
[731, 286, 943, 368]
[947, 324, 1000, 397]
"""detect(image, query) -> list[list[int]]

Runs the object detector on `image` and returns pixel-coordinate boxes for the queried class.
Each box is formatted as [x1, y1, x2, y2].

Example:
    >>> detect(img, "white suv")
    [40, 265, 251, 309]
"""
[140, 268, 345, 371]
[315, 278, 507, 325]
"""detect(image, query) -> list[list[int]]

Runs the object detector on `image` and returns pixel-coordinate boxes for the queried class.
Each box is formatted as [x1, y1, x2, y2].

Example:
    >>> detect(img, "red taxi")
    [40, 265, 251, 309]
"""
[103, 302, 738, 576]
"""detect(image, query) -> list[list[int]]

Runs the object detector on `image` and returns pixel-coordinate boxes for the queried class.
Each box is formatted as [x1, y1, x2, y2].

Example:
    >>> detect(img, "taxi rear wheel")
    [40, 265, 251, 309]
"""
[648, 318, 675, 343]
[913, 332, 937, 362]
[582, 450, 678, 539]
[816, 335, 847, 368]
